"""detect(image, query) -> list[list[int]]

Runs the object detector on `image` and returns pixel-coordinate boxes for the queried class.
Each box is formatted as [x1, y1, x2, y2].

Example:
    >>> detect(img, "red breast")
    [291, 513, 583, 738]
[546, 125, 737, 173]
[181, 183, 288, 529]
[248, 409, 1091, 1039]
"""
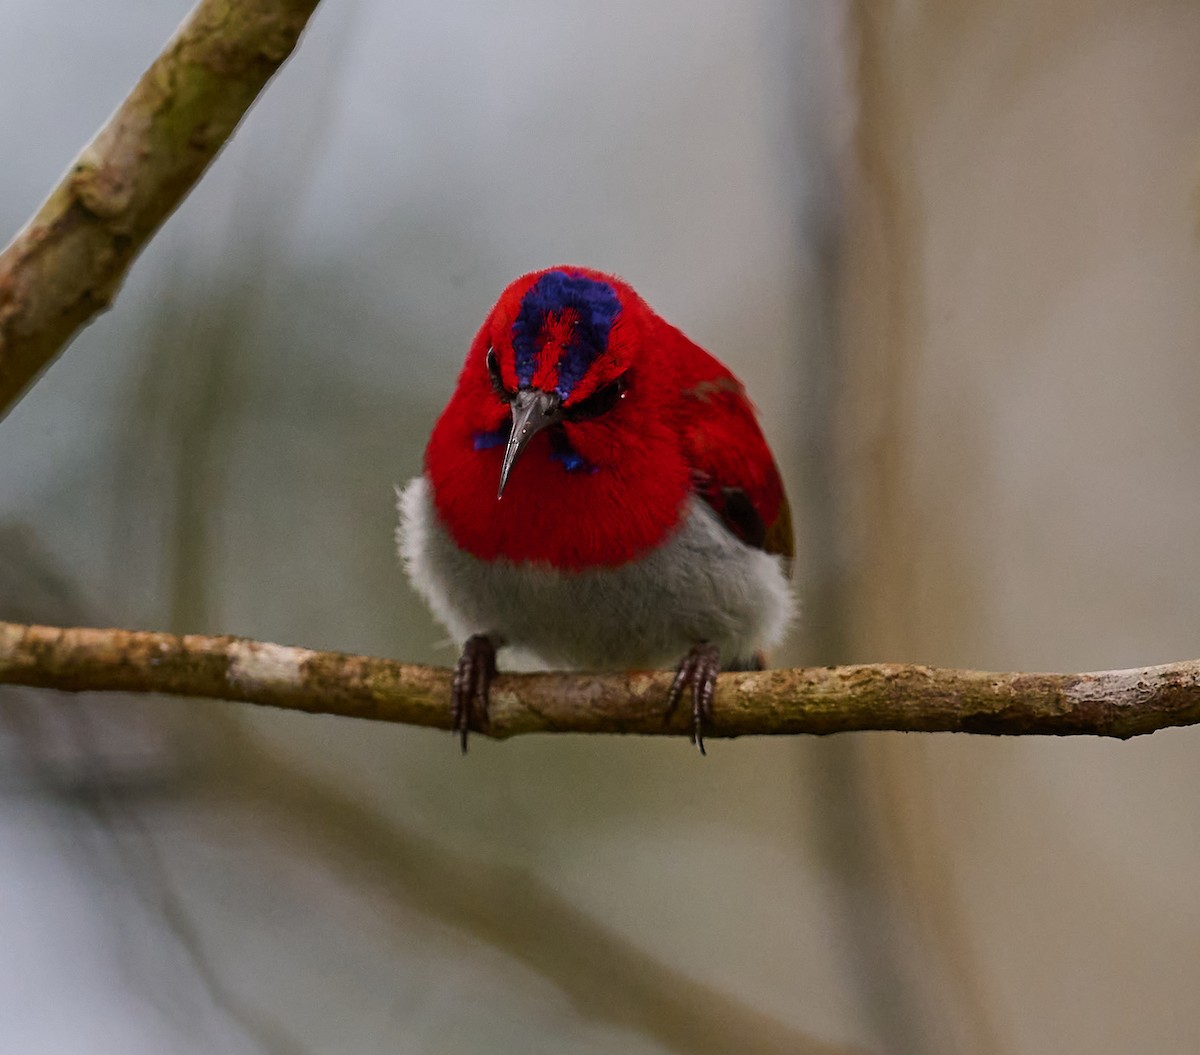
[424, 266, 789, 571]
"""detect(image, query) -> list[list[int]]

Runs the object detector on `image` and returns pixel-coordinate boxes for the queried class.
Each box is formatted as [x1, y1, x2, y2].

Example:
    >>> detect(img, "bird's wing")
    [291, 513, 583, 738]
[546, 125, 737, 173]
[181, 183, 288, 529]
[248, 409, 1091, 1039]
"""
[677, 355, 794, 570]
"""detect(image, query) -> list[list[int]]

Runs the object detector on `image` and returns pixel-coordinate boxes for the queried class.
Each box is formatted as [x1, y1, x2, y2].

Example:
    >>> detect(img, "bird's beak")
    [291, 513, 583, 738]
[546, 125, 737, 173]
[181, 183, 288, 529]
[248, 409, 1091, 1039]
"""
[498, 389, 561, 498]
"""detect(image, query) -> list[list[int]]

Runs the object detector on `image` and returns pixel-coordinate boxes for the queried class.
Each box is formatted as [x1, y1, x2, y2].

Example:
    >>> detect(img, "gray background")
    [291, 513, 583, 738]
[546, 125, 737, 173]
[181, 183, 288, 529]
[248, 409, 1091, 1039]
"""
[1, 1, 1198, 1053]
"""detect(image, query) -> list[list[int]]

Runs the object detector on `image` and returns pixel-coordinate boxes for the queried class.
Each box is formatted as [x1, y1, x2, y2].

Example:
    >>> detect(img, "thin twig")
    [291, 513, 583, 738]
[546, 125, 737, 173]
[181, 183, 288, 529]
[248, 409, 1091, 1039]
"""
[0, 0, 323, 416]
[1, 621, 1198, 741]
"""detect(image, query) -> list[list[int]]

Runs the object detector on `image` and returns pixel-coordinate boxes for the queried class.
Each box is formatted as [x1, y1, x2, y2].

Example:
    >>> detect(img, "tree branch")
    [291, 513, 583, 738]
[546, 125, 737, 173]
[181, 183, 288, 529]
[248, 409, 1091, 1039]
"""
[0, 0, 322, 417]
[2, 621, 1198, 741]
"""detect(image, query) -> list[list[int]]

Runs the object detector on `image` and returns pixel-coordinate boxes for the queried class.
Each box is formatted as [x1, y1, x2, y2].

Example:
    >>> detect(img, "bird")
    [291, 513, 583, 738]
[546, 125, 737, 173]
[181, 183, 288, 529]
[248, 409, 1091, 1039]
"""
[397, 266, 794, 752]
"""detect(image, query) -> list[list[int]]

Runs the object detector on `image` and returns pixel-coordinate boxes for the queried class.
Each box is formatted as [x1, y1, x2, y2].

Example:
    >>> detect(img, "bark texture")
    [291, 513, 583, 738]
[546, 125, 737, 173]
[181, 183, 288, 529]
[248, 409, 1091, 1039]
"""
[0, 0, 322, 415]
[2, 621, 1198, 741]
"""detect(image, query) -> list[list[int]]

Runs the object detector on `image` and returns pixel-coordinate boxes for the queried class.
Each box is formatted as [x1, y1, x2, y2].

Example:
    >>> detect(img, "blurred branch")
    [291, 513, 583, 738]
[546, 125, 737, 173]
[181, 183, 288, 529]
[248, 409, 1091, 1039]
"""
[209, 724, 867, 1055]
[0, 0, 322, 417]
[3, 621, 1200, 740]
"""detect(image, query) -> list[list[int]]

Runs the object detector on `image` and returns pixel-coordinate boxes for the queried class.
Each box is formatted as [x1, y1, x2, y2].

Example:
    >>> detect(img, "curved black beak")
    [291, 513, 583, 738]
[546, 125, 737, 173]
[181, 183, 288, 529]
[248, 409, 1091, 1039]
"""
[498, 389, 561, 497]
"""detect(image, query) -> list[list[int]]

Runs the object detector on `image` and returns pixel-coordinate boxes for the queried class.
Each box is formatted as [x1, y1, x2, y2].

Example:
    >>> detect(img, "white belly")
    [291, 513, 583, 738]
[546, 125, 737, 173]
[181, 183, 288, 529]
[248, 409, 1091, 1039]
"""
[397, 475, 794, 670]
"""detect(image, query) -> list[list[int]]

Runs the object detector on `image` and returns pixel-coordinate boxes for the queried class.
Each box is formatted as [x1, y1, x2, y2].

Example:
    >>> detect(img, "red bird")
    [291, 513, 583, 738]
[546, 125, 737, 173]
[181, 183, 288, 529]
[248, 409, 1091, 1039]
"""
[398, 266, 794, 751]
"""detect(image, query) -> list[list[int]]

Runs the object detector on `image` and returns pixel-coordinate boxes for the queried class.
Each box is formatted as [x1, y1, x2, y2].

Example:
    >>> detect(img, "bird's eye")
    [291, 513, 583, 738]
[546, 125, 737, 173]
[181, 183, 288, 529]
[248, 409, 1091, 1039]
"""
[563, 373, 628, 422]
[486, 347, 513, 402]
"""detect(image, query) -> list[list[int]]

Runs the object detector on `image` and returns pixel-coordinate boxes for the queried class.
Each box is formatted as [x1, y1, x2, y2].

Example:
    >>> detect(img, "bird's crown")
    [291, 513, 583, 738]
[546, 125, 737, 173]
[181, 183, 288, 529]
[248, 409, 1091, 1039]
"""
[486, 266, 637, 406]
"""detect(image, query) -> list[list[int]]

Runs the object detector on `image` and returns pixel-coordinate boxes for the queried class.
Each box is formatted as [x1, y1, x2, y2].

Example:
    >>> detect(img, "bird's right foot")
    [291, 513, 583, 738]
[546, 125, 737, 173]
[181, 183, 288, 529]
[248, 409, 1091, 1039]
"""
[452, 633, 497, 753]
[666, 641, 721, 755]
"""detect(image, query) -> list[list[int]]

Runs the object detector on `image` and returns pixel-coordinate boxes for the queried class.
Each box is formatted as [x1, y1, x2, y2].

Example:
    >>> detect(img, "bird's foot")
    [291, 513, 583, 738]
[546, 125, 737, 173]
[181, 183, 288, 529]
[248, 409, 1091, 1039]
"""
[666, 641, 721, 755]
[452, 633, 497, 753]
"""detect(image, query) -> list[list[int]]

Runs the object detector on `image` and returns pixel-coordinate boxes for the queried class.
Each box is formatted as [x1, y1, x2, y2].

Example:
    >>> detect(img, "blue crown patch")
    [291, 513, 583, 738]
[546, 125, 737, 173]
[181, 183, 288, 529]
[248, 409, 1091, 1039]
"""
[511, 271, 622, 395]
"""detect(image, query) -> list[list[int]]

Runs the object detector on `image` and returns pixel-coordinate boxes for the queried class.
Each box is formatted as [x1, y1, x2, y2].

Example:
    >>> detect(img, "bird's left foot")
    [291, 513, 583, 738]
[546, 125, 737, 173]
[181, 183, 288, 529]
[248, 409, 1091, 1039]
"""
[666, 641, 721, 755]
[452, 633, 498, 754]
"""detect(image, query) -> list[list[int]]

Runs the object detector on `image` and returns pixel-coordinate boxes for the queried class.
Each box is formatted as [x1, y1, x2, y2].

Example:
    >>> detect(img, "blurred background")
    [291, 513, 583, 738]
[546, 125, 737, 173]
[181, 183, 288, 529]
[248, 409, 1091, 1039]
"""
[1, 0, 1199, 1052]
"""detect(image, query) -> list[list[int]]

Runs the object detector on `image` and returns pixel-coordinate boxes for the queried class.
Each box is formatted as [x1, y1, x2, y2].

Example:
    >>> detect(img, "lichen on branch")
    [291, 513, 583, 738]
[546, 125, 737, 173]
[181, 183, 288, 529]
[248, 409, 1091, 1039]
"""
[0, 0, 323, 416]
[2, 620, 1199, 742]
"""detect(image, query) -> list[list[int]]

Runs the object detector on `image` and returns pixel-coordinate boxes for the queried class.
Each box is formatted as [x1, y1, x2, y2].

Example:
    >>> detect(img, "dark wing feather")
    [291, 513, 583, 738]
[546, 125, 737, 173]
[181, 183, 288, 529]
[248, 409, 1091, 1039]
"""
[678, 370, 794, 575]
[762, 486, 795, 566]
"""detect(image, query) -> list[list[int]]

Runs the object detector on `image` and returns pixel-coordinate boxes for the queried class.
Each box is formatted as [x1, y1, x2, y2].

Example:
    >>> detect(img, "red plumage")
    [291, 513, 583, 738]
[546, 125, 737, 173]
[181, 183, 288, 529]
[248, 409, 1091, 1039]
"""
[404, 265, 795, 752]
[424, 266, 792, 571]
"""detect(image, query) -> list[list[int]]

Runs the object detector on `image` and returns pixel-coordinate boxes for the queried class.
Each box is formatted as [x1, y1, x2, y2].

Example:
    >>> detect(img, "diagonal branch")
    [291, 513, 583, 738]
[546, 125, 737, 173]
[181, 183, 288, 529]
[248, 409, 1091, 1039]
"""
[0, 0, 323, 417]
[2, 620, 1199, 741]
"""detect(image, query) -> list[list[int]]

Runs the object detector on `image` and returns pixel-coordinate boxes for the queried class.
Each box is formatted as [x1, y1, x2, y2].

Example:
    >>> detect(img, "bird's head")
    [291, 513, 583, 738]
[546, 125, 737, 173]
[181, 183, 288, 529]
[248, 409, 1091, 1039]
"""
[425, 266, 726, 566]
[462, 267, 647, 497]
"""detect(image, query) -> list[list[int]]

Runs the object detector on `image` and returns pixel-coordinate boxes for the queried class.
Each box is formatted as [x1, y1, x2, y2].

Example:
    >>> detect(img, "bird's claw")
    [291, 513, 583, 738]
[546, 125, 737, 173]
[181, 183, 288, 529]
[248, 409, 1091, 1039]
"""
[452, 634, 497, 753]
[666, 642, 720, 755]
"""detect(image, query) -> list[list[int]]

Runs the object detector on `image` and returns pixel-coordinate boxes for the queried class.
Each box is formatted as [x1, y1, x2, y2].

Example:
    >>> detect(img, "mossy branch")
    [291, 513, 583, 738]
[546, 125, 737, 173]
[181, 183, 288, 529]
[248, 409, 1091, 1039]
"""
[0, 0, 323, 417]
[2, 621, 1198, 741]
